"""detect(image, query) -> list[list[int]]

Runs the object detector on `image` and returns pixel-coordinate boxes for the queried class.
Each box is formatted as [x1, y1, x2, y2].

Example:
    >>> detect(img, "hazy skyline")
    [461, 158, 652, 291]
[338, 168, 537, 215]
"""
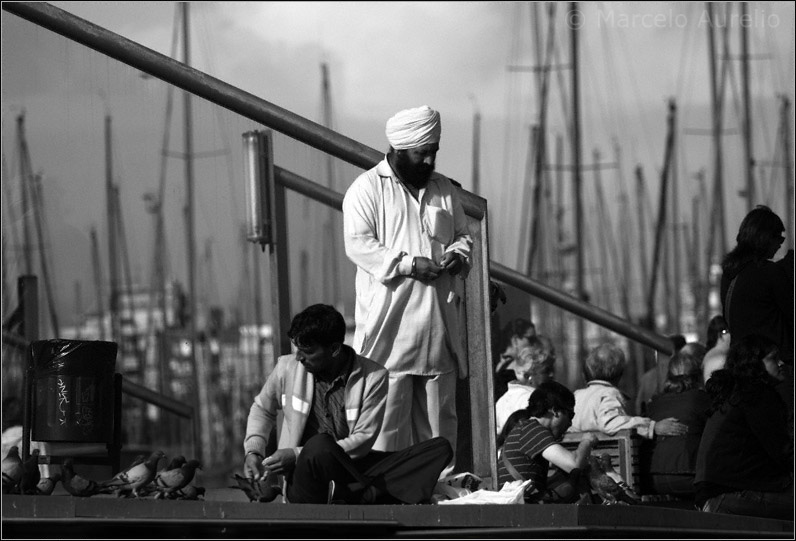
[2, 2, 794, 333]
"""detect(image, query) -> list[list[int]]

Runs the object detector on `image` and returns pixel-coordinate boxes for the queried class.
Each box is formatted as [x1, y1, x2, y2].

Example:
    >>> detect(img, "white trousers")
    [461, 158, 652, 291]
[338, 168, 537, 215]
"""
[372, 371, 457, 477]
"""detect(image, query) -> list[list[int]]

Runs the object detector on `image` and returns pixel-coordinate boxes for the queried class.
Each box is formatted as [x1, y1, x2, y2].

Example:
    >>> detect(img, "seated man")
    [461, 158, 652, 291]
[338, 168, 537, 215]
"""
[243, 304, 452, 504]
[497, 380, 597, 503]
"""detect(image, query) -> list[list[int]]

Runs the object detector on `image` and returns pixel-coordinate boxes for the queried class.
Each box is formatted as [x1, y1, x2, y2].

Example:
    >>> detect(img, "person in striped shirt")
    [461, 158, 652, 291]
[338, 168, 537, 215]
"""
[497, 380, 597, 503]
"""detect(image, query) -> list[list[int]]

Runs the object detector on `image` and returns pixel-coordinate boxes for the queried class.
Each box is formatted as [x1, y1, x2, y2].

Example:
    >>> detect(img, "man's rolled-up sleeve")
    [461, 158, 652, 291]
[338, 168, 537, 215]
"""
[243, 365, 281, 457]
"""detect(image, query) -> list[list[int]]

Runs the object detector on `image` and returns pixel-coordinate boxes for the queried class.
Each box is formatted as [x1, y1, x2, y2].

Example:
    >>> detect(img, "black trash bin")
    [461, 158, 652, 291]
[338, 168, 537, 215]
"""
[29, 339, 118, 443]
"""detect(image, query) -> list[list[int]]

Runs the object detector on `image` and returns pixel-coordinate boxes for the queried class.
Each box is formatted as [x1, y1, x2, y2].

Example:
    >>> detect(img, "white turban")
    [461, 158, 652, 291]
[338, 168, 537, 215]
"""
[385, 105, 441, 150]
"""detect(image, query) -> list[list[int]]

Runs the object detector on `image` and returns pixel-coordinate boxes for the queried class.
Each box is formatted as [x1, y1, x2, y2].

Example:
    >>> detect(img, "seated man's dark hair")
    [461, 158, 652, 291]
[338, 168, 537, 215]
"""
[497, 380, 575, 447]
[526, 380, 575, 418]
[287, 304, 346, 347]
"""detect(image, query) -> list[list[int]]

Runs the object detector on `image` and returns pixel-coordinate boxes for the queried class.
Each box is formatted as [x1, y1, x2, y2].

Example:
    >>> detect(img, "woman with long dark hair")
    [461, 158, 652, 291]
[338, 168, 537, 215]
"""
[694, 334, 793, 519]
[721, 205, 793, 364]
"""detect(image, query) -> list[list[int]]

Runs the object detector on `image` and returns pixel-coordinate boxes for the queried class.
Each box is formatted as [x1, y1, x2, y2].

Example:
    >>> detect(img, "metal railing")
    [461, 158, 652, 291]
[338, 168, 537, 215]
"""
[1, 1, 673, 356]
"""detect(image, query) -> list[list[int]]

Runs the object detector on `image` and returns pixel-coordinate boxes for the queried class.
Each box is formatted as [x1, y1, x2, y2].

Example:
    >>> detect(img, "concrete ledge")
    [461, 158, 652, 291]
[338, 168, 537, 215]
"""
[3, 495, 793, 538]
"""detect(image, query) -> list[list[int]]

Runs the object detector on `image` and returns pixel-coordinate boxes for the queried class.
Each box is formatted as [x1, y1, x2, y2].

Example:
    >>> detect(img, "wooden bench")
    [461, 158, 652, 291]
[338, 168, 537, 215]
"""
[556, 429, 642, 491]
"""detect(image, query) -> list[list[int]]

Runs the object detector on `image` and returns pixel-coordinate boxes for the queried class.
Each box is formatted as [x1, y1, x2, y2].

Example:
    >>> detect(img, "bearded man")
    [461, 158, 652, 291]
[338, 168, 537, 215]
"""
[342, 105, 473, 476]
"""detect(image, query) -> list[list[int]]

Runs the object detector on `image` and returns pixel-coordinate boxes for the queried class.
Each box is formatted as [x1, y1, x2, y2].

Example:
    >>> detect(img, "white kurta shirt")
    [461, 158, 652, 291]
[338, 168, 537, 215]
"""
[343, 158, 473, 376]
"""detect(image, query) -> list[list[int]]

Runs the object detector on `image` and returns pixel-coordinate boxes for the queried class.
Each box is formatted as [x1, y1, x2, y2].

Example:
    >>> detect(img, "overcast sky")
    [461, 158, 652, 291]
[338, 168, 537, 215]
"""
[2, 2, 794, 333]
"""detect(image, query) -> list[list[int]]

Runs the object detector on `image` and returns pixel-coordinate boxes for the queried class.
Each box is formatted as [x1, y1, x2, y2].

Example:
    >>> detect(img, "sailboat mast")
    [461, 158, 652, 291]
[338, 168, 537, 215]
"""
[527, 2, 556, 277]
[706, 2, 727, 261]
[569, 1, 585, 361]
[30, 173, 59, 336]
[252, 235, 264, 381]
[646, 100, 677, 331]
[670, 111, 681, 333]
[634, 166, 650, 292]
[105, 114, 120, 342]
[320, 63, 341, 310]
[614, 141, 632, 320]
[90, 226, 106, 340]
[180, 1, 210, 466]
[471, 106, 481, 196]
[782, 97, 794, 249]
[16, 114, 33, 276]
[740, 2, 755, 212]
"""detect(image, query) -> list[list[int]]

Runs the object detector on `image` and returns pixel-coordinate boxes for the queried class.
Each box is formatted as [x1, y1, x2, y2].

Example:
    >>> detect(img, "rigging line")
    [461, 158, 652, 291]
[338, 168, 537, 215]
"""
[207, 240, 221, 308]
[524, 1, 558, 273]
[596, 3, 629, 154]
[114, 183, 146, 376]
[675, 3, 701, 102]
[144, 3, 180, 357]
[583, 45, 616, 158]
[1, 226, 11, 315]
[594, 2, 626, 133]
[674, 3, 700, 148]
[29, 172, 60, 336]
[610, 11, 659, 169]
[551, 18, 571, 154]
[1, 149, 22, 266]
[195, 3, 243, 223]
[761, 124, 779, 205]
[759, 10, 789, 95]
[498, 1, 525, 263]
[748, 29, 777, 165]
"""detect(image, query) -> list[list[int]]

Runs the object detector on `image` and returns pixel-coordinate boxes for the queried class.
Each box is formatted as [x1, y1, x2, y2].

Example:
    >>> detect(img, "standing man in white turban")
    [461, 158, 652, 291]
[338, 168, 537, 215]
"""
[342, 106, 473, 475]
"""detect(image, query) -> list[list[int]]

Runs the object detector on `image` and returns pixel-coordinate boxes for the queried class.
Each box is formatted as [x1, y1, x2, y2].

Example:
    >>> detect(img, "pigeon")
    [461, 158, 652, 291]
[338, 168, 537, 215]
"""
[177, 485, 205, 500]
[99, 450, 165, 497]
[152, 459, 201, 498]
[160, 455, 186, 473]
[597, 453, 641, 503]
[231, 473, 282, 503]
[2, 446, 24, 494]
[587, 455, 627, 505]
[19, 449, 41, 495]
[35, 472, 62, 496]
[103, 454, 146, 486]
[62, 458, 113, 497]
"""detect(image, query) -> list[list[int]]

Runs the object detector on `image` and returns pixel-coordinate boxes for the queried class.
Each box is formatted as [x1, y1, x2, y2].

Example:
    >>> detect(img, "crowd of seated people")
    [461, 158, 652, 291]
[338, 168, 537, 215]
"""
[491, 316, 793, 519]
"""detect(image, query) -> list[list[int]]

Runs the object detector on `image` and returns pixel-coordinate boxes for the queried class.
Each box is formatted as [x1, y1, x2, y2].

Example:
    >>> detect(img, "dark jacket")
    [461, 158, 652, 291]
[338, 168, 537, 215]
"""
[721, 253, 794, 363]
[694, 380, 793, 507]
[647, 389, 711, 474]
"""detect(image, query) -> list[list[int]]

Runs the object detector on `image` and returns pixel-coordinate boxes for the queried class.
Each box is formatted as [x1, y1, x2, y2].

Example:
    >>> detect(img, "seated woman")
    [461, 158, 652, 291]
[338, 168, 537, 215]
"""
[695, 334, 793, 520]
[493, 318, 536, 400]
[570, 343, 688, 440]
[497, 380, 597, 503]
[646, 346, 711, 497]
[494, 342, 556, 435]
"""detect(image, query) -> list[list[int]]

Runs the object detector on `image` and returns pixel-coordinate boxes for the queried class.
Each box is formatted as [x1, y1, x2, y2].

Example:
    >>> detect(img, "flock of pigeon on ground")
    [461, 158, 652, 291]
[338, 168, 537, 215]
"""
[2, 446, 205, 500]
[3, 443, 637, 505]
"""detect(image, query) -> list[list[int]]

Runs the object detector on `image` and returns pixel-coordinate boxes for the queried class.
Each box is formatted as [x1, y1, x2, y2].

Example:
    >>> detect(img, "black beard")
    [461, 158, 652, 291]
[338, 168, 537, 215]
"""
[393, 152, 434, 187]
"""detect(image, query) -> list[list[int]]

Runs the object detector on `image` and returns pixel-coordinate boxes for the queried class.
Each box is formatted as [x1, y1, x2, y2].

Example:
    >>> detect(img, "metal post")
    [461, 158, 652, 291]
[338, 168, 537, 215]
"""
[569, 2, 585, 362]
[243, 131, 292, 360]
[20, 275, 38, 460]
